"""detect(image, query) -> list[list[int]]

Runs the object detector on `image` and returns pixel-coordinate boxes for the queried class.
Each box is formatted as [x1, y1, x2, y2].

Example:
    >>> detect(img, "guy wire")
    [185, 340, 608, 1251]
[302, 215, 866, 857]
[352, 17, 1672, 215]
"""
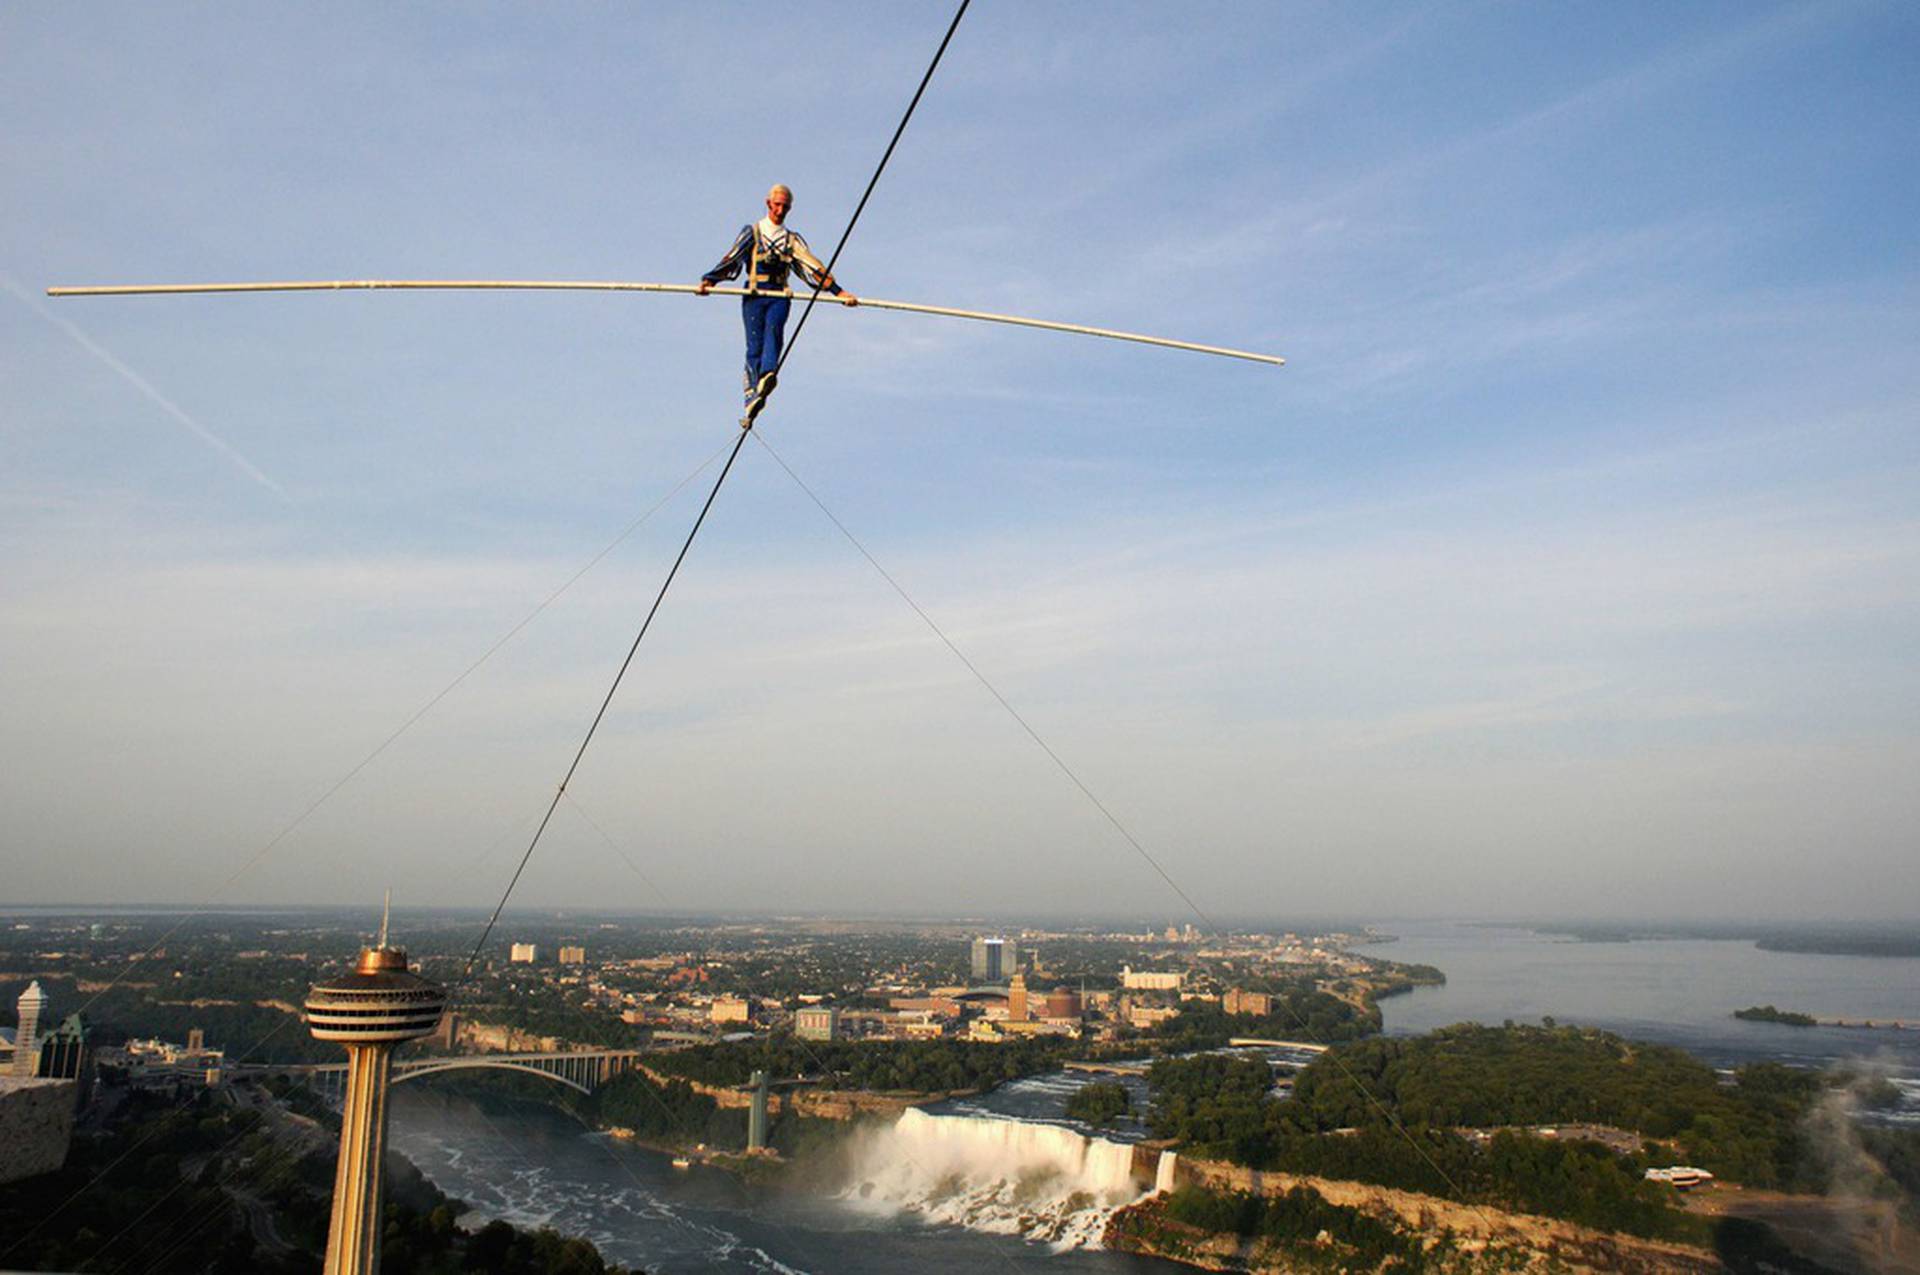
[749, 430, 1511, 1225]
[456, 0, 971, 981]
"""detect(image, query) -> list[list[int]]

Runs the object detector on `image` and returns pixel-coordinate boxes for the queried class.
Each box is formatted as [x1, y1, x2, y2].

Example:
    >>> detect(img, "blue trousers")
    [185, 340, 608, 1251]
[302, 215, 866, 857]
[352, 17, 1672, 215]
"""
[741, 295, 791, 401]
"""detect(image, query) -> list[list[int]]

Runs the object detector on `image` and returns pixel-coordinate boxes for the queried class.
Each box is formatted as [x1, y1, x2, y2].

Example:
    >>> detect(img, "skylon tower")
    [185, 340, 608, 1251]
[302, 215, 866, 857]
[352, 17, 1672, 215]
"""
[305, 904, 445, 1275]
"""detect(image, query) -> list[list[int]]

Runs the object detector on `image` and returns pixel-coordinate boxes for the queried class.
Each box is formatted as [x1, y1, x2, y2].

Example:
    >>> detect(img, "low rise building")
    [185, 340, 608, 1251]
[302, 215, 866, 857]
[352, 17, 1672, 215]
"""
[1224, 988, 1272, 1016]
[558, 945, 587, 965]
[509, 943, 538, 964]
[1000, 1017, 1080, 1039]
[709, 996, 751, 1025]
[897, 1016, 946, 1040]
[1128, 1003, 1180, 1029]
[794, 1006, 840, 1041]
[1121, 965, 1182, 992]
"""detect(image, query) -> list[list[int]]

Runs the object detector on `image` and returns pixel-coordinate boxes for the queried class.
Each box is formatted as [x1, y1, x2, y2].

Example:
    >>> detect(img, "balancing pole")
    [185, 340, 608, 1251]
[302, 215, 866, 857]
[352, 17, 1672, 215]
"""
[46, 279, 1284, 367]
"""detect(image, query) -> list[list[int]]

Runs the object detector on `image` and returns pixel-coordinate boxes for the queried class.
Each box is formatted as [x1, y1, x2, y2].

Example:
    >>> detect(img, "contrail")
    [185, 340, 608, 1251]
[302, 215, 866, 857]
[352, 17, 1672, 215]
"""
[3, 273, 288, 499]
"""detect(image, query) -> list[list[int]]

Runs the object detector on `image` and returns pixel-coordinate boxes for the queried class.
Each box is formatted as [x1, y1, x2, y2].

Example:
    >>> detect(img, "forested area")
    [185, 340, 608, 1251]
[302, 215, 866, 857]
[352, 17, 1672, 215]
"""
[1138, 1023, 1916, 1241]
[1862, 1126, 1920, 1226]
[589, 1070, 740, 1146]
[0, 1088, 633, 1274]
[1283, 1024, 1823, 1189]
[587, 1069, 843, 1158]
[1064, 1080, 1131, 1126]
[1366, 961, 1448, 997]
[451, 995, 637, 1050]
[1155, 989, 1376, 1051]
[1735, 1005, 1816, 1026]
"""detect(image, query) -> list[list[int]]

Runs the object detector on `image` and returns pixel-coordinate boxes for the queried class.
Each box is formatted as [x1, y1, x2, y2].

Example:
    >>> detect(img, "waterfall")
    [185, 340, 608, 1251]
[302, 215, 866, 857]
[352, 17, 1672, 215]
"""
[1153, 1148, 1178, 1194]
[845, 1108, 1148, 1249]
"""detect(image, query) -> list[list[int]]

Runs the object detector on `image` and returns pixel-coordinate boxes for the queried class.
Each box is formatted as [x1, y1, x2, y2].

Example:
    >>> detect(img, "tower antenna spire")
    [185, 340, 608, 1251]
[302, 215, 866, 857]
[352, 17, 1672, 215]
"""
[379, 888, 391, 950]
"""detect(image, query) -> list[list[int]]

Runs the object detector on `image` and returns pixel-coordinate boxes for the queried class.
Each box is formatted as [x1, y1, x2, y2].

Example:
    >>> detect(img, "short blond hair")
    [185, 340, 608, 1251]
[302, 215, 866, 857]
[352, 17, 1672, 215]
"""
[767, 184, 793, 202]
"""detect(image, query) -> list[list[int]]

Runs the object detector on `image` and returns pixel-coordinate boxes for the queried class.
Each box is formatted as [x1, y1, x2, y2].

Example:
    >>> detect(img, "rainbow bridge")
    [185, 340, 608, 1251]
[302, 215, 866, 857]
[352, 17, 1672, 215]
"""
[247, 1048, 648, 1101]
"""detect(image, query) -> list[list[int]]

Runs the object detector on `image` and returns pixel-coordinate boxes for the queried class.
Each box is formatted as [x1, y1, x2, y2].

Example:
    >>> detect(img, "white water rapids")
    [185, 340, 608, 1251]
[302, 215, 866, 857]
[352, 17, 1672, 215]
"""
[844, 1108, 1171, 1250]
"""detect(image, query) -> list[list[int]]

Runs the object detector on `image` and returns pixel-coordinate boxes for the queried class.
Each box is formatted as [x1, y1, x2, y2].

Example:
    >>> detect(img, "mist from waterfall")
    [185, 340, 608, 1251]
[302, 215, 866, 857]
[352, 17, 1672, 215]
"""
[844, 1108, 1163, 1250]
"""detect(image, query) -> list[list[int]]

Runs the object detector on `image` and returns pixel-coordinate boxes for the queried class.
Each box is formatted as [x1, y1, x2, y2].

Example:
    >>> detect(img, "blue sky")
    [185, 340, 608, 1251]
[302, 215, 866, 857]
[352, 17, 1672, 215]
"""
[2, 3, 1916, 921]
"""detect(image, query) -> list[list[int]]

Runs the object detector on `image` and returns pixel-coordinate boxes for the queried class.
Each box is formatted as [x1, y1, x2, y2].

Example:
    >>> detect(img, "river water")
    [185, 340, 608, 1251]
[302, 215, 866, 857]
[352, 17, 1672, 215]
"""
[389, 921, 1920, 1270]
[1356, 921, 1920, 1096]
[388, 1086, 1185, 1273]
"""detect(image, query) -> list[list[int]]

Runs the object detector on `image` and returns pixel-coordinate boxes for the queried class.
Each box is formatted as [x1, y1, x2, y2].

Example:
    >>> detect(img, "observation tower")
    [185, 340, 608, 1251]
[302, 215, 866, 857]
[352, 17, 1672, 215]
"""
[305, 906, 445, 1275]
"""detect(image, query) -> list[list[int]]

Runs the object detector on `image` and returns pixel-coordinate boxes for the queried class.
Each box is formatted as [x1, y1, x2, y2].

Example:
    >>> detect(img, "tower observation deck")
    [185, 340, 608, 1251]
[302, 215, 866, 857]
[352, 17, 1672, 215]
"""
[306, 936, 445, 1275]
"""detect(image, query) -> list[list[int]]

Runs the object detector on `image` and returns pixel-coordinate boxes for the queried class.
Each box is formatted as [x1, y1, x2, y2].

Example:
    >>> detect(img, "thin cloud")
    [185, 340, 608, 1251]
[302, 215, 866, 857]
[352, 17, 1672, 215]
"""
[2, 274, 288, 500]
[1158, 4, 1844, 280]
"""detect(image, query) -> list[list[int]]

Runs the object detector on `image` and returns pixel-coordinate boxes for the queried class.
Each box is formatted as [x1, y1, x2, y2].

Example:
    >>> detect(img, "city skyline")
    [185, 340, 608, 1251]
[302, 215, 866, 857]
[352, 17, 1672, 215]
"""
[4, 4, 1918, 921]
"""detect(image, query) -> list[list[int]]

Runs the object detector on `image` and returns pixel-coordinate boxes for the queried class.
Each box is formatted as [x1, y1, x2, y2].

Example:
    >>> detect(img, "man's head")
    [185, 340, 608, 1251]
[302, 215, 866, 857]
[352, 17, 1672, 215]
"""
[766, 184, 793, 225]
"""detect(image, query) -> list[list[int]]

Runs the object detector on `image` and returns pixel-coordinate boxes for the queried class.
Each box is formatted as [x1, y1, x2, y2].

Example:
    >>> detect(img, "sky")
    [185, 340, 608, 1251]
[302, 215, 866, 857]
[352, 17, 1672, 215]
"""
[2, 3, 1916, 923]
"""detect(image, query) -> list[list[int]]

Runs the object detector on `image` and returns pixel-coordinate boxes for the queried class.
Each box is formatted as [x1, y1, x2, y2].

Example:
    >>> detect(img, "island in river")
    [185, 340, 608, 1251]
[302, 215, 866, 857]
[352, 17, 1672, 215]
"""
[1734, 1004, 1816, 1027]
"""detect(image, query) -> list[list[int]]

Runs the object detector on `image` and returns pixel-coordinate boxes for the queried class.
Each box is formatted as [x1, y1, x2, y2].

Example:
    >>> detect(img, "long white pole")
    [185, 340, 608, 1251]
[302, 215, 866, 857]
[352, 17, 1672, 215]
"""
[44, 279, 1284, 367]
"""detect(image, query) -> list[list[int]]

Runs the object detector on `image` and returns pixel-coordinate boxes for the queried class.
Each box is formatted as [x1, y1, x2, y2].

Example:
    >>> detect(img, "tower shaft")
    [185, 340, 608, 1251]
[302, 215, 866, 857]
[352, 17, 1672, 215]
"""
[323, 1044, 397, 1275]
[748, 1068, 770, 1151]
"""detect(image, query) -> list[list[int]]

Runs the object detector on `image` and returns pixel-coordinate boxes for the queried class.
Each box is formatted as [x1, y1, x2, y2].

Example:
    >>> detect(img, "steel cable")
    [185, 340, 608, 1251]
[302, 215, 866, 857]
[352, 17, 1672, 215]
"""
[456, 0, 971, 981]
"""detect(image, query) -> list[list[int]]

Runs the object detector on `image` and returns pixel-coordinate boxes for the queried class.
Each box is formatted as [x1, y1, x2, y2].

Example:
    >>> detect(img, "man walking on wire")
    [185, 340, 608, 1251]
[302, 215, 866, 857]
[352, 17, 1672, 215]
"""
[698, 183, 857, 427]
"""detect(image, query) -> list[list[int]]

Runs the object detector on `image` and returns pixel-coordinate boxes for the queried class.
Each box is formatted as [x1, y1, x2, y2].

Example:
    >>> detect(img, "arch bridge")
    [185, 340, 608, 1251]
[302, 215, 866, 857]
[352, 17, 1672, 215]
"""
[252, 1048, 646, 1102]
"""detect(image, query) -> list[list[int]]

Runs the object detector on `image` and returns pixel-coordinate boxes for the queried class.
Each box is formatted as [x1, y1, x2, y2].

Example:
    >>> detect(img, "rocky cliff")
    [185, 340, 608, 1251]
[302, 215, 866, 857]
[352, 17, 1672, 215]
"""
[1105, 1158, 1724, 1274]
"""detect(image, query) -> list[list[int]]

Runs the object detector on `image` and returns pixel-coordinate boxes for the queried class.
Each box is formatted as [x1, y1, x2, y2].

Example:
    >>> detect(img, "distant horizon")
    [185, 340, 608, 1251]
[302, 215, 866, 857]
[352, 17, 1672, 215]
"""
[3, 900, 1916, 933]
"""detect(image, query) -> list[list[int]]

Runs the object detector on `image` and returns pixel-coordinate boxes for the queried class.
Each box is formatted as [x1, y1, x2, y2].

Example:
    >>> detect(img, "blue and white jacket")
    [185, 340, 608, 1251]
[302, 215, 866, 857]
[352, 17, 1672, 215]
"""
[702, 219, 842, 295]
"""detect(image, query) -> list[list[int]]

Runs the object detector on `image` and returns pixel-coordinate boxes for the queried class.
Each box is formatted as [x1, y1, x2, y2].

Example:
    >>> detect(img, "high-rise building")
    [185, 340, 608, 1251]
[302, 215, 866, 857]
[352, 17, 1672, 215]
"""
[11, 982, 46, 1077]
[969, 936, 1019, 985]
[1008, 975, 1029, 1023]
[306, 915, 446, 1275]
[509, 943, 538, 964]
[558, 945, 586, 965]
[37, 1015, 94, 1105]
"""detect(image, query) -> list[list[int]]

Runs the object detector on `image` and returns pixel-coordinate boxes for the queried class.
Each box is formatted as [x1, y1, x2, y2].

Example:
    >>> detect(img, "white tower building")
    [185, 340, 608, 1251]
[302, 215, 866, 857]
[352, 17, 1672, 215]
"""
[12, 981, 47, 1076]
